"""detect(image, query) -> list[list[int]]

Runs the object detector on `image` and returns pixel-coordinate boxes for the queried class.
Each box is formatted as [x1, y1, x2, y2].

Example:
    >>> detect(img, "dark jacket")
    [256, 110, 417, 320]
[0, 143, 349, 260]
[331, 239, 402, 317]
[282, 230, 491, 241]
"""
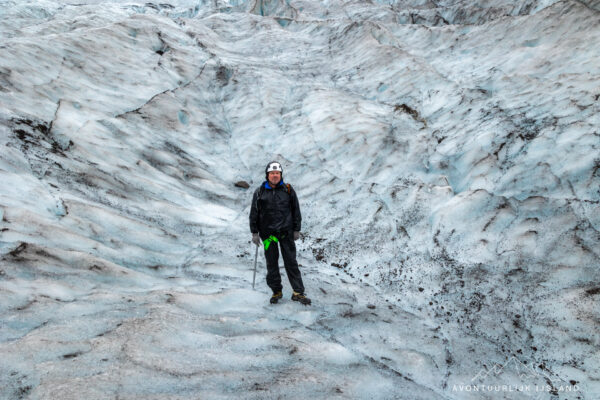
[249, 180, 301, 238]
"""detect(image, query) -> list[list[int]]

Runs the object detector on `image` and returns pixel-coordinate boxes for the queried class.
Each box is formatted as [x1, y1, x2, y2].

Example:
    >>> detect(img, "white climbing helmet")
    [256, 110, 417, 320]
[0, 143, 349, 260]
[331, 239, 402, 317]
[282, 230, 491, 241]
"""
[265, 161, 283, 179]
[266, 161, 283, 174]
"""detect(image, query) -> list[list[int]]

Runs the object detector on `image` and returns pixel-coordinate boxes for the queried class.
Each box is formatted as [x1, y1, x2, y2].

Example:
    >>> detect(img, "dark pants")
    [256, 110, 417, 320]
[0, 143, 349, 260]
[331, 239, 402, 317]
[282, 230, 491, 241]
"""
[263, 231, 305, 294]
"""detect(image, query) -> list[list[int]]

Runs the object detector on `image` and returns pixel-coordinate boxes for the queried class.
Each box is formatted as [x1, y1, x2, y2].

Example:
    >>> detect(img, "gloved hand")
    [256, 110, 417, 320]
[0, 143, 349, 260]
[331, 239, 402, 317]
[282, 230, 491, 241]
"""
[293, 231, 300, 241]
[252, 233, 261, 246]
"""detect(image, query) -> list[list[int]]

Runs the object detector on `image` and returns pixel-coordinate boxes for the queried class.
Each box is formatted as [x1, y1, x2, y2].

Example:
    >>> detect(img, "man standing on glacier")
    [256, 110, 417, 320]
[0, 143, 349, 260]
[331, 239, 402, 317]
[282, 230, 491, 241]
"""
[249, 161, 311, 305]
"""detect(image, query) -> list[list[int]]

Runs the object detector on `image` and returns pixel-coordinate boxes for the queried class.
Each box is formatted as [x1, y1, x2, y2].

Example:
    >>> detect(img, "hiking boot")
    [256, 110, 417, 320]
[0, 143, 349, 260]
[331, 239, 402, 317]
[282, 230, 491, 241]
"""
[291, 291, 311, 305]
[270, 291, 283, 304]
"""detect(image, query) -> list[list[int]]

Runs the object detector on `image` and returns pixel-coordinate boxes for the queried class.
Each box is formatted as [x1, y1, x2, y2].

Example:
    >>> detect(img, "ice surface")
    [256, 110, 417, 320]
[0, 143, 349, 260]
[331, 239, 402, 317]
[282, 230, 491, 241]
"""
[1, 0, 599, 398]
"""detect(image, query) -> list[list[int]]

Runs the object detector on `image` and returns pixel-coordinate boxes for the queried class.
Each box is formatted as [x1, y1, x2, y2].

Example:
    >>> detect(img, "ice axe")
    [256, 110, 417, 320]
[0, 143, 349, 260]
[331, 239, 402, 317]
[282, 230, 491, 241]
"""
[252, 242, 259, 290]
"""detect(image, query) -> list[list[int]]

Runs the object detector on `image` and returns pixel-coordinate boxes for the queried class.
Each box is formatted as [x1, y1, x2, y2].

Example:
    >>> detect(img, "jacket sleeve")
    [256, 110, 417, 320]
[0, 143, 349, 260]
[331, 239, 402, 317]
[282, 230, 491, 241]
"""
[249, 188, 260, 234]
[290, 187, 302, 232]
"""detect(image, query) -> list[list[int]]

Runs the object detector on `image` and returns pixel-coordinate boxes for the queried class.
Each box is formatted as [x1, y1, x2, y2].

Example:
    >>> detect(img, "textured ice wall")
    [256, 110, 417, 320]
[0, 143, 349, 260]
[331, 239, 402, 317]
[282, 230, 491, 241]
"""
[1, 0, 599, 398]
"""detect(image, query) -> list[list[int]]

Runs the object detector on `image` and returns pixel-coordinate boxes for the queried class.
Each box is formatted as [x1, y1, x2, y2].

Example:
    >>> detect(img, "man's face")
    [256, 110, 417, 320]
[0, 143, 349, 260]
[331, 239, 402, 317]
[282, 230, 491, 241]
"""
[268, 171, 281, 186]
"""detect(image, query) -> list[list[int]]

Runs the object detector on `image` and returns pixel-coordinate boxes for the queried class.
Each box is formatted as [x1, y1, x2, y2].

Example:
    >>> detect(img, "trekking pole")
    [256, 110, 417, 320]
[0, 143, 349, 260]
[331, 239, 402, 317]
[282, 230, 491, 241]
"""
[252, 243, 259, 290]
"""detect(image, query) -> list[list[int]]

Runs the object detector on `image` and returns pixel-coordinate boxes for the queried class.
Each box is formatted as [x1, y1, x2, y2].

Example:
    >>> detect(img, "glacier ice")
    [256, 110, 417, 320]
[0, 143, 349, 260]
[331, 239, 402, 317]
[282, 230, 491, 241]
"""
[1, 0, 599, 398]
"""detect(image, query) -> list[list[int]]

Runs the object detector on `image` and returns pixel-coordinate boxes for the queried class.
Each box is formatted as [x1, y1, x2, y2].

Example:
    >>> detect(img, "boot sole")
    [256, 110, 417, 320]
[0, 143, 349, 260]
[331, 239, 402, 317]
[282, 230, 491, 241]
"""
[270, 295, 283, 304]
[291, 298, 311, 305]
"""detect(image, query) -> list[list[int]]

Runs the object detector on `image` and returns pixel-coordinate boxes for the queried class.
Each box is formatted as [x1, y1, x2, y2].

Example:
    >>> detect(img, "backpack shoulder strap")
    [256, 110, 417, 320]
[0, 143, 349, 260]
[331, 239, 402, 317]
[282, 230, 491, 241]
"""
[286, 183, 292, 194]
